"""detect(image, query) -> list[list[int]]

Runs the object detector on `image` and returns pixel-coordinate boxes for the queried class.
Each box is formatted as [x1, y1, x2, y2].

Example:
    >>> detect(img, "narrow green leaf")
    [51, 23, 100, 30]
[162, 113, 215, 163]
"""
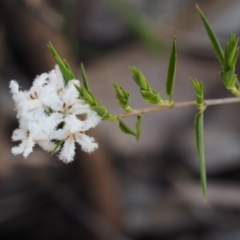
[166, 38, 177, 101]
[51, 140, 65, 155]
[117, 117, 136, 137]
[224, 34, 239, 71]
[48, 42, 75, 83]
[195, 111, 207, 202]
[196, 5, 224, 67]
[136, 115, 142, 140]
[74, 85, 98, 106]
[81, 63, 90, 91]
[91, 106, 116, 121]
[91, 105, 108, 116]
[63, 59, 74, 75]
[232, 47, 239, 68]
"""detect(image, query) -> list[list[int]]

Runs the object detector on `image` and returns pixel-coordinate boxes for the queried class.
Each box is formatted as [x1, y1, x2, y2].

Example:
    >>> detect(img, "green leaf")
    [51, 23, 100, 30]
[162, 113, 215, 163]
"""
[74, 85, 98, 106]
[63, 59, 74, 75]
[194, 111, 207, 202]
[47, 42, 75, 83]
[51, 140, 65, 155]
[117, 117, 136, 137]
[81, 63, 90, 91]
[136, 115, 142, 140]
[196, 5, 224, 67]
[91, 106, 116, 121]
[166, 38, 177, 101]
[223, 34, 239, 72]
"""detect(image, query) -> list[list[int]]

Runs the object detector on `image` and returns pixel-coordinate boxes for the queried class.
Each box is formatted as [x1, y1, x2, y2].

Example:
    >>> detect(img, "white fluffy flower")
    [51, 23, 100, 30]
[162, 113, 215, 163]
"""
[10, 65, 101, 163]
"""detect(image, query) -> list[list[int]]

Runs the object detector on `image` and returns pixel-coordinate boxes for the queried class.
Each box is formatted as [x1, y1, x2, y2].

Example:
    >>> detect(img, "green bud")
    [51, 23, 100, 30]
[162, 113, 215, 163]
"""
[129, 66, 150, 91]
[220, 68, 237, 90]
[190, 78, 204, 109]
[140, 89, 160, 104]
[112, 82, 131, 110]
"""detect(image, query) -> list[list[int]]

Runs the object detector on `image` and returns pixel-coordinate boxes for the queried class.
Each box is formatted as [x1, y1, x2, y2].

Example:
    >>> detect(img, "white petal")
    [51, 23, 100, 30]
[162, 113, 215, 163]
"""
[52, 128, 67, 140]
[37, 140, 56, 152]
[83, 110, 101, 130]
[23, 136, 35, 157]
[32, 73, 49, 89]
[64, 115, 85, 133]
[76, 134, 98, 153]
[48, 65, 65, 90]
[12, 142, 26, 155]
[59, 137, 75, 163]
[9, 80, 28, 104]
[12, 128, 26, 141]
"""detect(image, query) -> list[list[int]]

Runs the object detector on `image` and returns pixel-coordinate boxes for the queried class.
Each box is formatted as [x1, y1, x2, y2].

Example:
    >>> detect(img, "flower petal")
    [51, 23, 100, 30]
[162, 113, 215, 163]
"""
[76, 133, 98, 153]
[59, 137, 75, 163]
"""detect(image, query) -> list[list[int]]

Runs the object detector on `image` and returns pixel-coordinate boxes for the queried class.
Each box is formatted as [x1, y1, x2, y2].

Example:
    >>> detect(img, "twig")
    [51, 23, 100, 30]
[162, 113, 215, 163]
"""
[117, 97, 240, 118]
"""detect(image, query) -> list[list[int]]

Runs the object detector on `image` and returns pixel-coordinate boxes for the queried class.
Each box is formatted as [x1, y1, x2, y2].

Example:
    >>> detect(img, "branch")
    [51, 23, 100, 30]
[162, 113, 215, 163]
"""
[117, 97, 240, 119]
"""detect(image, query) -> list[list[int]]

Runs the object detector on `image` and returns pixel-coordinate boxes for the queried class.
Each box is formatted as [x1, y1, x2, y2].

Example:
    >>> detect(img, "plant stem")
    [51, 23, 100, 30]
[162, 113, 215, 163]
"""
[117, 97, 240, 119]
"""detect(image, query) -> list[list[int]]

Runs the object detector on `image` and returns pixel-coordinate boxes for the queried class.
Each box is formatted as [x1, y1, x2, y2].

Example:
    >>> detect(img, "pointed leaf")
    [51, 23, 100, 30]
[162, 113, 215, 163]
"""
[91, 106, 116, 121]
[117, 117, 136, 137]
[166, 38, 177, 101]
[81, 63, 90, 91]
[51, 140, 64, 155]
[74, 85, 98, 106]
[195, 111, 207, 202]
[48, 42, 74, 83]
[196, 5, 224, 67]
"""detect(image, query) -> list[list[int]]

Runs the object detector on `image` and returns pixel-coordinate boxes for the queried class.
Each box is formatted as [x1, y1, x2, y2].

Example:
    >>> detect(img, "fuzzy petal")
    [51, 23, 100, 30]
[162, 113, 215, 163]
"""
[12, 128, 26, 141]
[59, 137, 75, 163]
[23, 137, 35, 157]
[37, 140, 56, 152]
[12, 141, 26, 155]
[76, 133, 98, 153]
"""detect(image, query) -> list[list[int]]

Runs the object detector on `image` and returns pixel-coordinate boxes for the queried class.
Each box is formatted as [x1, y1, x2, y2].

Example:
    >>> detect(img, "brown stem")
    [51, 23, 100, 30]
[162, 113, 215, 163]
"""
[117, 97, 240, 119]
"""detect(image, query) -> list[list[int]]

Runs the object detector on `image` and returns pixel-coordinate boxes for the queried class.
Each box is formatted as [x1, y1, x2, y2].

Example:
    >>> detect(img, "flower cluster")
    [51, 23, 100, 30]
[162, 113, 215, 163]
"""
[9, 65, 101, 163]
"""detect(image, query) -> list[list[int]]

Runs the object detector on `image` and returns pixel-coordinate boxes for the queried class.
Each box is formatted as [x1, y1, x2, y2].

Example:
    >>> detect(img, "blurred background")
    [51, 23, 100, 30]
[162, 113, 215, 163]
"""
[0, 0, 240, 239]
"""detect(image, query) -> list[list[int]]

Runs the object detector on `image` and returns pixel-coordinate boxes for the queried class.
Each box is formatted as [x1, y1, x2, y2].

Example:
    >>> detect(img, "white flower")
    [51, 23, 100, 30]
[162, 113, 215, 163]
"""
[11, 128, 36, 158]
[10, 65, 101, 162]
[58, 131, 98, 163]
